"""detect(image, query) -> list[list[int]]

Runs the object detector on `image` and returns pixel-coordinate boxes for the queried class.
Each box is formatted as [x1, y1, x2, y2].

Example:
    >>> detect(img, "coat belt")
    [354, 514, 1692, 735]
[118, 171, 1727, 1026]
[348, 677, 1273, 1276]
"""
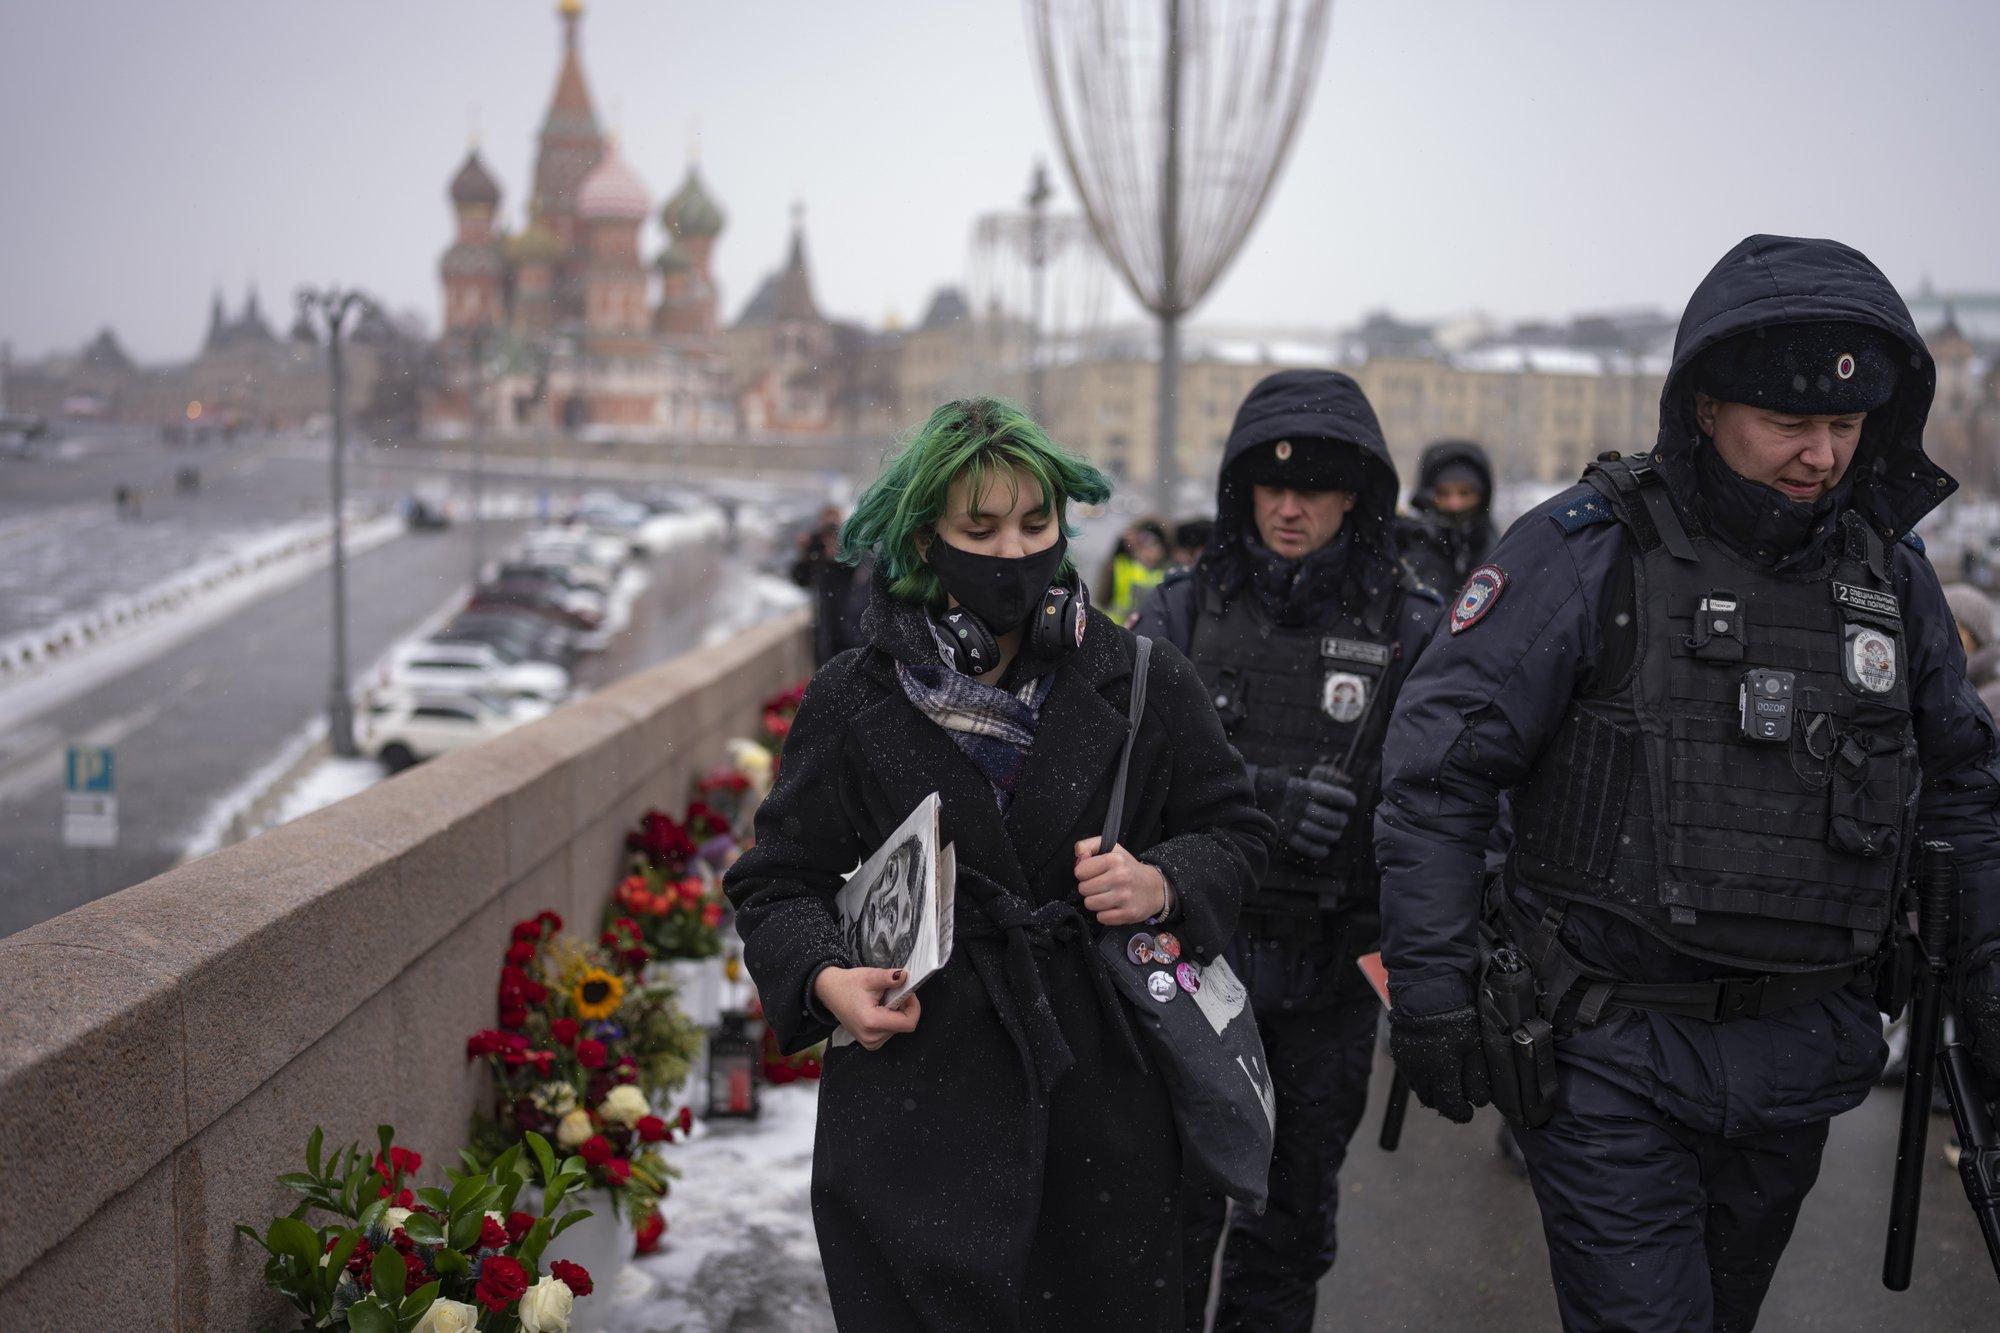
[954, 866, 1147, 1096]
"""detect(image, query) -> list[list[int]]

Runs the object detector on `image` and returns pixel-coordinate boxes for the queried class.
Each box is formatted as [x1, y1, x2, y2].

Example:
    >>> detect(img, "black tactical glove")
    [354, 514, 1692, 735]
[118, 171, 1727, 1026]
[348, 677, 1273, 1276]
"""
[1962, 992, 2000, 1085]
[1254, 768, 1357, 862]
[1389, 1005, 1491, 1125]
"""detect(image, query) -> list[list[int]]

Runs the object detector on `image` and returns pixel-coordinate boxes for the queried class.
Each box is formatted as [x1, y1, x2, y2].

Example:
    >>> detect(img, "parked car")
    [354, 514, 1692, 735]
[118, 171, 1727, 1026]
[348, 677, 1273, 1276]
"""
[436, 611, 576, 667]
[383, 640, 570, 704]
[493, 559, 613, 599]
[466, 584, 601, 637]
[359, 689, 552, 773]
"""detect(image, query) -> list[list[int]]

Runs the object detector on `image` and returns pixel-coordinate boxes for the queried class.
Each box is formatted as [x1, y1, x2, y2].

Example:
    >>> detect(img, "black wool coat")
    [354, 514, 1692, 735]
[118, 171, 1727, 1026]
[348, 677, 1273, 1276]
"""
[725, 593, 1270, 1330]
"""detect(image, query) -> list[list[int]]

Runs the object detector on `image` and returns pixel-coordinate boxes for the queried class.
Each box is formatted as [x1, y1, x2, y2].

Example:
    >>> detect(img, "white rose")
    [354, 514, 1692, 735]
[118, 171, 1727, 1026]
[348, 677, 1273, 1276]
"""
[598, 1083, 650, 1127]
[556, 1107, 594, 1149]
[382, 1206, 413, 1232]
[412, 1298, 480, 1333]
[517, 1276, 576, 1333]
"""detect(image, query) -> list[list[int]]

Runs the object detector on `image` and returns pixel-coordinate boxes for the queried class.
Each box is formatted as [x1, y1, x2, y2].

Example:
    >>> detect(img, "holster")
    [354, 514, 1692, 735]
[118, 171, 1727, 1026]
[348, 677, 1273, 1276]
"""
[1479, 939, 1559, 1128]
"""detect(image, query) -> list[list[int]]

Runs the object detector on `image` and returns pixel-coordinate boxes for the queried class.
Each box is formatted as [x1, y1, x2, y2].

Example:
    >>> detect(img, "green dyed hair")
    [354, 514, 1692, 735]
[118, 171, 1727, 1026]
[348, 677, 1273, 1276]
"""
[840, 397, 1113, 605]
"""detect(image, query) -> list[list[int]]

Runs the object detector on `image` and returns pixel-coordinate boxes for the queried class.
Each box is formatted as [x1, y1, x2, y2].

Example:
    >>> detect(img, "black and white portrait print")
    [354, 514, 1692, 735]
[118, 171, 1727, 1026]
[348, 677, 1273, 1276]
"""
[848, 835, 925, 968]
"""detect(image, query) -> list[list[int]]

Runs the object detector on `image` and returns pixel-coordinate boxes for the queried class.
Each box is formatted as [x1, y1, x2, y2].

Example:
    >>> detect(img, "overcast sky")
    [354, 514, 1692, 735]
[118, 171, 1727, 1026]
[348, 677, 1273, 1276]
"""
[3, 0, 1995, 363]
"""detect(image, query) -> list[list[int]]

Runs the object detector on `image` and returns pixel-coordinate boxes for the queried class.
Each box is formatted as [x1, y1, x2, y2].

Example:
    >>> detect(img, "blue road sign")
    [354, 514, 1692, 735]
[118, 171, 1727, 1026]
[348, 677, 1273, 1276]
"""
[64, 744, 114, 794]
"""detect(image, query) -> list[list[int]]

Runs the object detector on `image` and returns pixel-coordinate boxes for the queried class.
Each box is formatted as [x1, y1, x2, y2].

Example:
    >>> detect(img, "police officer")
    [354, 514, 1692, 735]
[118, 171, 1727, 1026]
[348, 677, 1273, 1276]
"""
[1376, 234, 2000, 1331]
[1395, 438, 1498, 597]
[1137, 368, 1440, 1331]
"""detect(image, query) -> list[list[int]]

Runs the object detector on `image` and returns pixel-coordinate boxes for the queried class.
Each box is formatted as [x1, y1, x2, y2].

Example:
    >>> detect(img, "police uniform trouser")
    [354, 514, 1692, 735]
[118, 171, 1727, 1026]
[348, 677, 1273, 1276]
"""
[1513, 1062, 1829, 1333]
[1181, 931, 1378, 1332]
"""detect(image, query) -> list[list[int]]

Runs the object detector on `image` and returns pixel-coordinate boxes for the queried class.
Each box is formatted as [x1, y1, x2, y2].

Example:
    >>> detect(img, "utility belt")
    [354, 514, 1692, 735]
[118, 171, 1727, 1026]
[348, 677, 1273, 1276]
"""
[1476, 885, 1870, 1128]
[1493, 887, 1869, 1026]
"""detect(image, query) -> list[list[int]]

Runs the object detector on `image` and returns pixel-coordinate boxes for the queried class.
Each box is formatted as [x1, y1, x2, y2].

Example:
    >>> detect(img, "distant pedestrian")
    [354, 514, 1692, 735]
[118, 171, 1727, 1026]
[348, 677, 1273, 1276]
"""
[727, 397, 1268, 1331]
[1100, 517, 1171, 622]
[1171, 517, 1214, 569]
[791, 505, 867, 665]
[1944, 582, 2000, 717]
[1395, 439, 1496, 597]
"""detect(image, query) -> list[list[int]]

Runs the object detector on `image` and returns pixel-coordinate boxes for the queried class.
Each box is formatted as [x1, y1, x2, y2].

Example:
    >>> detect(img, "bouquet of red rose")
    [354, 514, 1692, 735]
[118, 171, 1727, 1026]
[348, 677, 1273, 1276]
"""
[692, 764, 753, 826]
[238, 1124, 596, 1331]
[758, 682, 807, 755]
[467, 912, 701, 1227]
[614, 809, 729, 960]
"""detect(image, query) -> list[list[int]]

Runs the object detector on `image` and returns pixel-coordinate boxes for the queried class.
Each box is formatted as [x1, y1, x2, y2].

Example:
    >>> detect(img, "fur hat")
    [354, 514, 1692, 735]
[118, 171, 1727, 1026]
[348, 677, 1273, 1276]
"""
[1691, 319, 1899, 415]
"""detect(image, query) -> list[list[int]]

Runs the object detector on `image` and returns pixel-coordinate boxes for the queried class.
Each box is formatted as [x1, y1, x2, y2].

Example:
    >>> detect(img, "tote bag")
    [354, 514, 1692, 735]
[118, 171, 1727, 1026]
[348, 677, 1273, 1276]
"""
[1094, 636, 1277, 1210]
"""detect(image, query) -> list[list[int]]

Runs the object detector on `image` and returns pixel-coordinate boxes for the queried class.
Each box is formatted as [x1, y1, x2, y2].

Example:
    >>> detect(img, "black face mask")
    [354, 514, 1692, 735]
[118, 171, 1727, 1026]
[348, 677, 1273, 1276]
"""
[927, 532, 1068, 632]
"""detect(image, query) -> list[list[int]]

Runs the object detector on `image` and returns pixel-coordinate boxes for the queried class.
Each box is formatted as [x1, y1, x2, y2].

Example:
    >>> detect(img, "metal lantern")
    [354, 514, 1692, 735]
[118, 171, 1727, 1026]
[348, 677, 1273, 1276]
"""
[705, 1010, 761, 1120]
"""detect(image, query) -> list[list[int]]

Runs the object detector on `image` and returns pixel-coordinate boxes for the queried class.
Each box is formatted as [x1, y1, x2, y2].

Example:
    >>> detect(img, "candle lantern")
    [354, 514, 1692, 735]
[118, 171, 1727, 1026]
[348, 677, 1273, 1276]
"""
[706, 1010, 761, 1120]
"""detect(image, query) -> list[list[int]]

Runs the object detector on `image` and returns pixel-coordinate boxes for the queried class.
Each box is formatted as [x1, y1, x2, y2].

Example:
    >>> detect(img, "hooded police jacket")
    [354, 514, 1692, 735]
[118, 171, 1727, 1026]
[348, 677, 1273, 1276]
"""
[1376, 235, 2000, 1134]
[1139, 369, 1439, 938]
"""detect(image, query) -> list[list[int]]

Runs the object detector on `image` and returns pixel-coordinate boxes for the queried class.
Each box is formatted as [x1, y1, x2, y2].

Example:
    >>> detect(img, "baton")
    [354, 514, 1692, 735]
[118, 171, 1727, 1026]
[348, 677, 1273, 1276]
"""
[1379, 1069, 1411, 1151]
[1884, 841, 1956, 1290]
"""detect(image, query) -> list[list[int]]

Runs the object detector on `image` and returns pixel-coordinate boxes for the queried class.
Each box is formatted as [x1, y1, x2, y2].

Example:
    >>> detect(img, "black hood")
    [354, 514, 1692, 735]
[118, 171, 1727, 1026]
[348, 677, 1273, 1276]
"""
[1657, 234, 1948, 540]
[1410, 439, 1493, 513]
[1210, 368, 1401, 555]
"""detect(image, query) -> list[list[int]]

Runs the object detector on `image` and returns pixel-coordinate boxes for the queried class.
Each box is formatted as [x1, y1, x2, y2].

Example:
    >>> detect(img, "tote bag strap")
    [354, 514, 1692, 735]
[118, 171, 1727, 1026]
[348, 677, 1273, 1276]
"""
[1100, 635, 1152, 850]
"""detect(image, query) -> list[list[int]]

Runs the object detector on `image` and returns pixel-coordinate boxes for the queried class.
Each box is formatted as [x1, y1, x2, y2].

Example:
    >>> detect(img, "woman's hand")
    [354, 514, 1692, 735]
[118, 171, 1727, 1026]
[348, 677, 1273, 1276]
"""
[813, 966, 922, 1050]
[1073, 836, 1168, 926]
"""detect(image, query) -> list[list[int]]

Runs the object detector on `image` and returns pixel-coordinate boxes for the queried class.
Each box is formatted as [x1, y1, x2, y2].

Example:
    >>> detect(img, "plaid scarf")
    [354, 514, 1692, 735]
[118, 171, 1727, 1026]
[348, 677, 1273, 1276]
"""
[896, 623, 1053, 808]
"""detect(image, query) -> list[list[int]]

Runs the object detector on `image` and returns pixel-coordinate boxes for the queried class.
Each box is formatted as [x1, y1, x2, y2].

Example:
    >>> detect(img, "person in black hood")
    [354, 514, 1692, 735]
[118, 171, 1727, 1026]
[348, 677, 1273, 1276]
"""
[1137, 368, 1441, 1331]
[1397, 438, 1498, 596]
[1377, 235, 2000, 1331]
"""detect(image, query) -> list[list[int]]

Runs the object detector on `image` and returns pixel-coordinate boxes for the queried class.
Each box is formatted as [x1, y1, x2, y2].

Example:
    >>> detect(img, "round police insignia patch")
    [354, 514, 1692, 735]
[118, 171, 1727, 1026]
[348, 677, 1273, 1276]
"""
[1323, 671, 1368, 723]
[1836, 352, 1856, 381]
[1275, 440, 1293, 461]
[1450, 565, 1509, 635]
[1850, 626, 1897, 693]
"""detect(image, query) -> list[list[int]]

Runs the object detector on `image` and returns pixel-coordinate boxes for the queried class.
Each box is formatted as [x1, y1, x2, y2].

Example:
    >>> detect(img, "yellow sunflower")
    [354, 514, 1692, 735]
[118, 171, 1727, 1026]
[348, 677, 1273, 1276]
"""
[572, 967, 625, 1020]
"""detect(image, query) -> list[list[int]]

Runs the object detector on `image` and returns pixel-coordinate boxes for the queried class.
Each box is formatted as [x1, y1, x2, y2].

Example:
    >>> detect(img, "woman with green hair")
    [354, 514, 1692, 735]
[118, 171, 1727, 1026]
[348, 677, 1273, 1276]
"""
[725, 398, 1269, 1329]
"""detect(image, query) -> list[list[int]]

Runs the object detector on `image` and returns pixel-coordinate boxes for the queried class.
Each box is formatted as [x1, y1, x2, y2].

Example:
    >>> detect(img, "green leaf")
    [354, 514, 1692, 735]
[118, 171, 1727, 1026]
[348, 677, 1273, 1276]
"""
[400, 1279, 440, 1325]
[357, 1197, 389, 1233]
[233, 1222, 272, 1254]
[276, 1172, 317, 1192]
[377, 1124, 395, 1159]
[516, 1216, 553, 1268]
[416, 1187, 449, 1213]
[445, 1172, 484, 1216]
[269, 1216, 320, 1271]
[432, 1247, 469, 1276]
[307, 1126, 325, 1178]
[347, 1298, 394, 1333]
[490, 1141, 523, 1181]
[526, 1131, 557, 1186]
[447, 1209, 482, 1252]
[400, 1212, 444, 1246]
[458, 1148, 483, 1174]
[327, 1231, 362, 1287]
[550, 1207, 592, 1238]
[371, 1245, 406, 1303]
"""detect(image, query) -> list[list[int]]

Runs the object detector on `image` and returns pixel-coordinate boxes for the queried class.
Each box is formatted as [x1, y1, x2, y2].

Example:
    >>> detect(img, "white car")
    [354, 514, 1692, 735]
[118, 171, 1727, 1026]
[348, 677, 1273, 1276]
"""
[359, 689, 553, 772]
[523, 525, 629, 571]
[383, 640, 570, 704]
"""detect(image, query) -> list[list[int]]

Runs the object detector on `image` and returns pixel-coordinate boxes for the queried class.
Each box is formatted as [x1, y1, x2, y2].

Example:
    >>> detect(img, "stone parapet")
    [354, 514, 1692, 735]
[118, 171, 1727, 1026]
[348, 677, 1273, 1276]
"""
[0, 610, 811, 1328]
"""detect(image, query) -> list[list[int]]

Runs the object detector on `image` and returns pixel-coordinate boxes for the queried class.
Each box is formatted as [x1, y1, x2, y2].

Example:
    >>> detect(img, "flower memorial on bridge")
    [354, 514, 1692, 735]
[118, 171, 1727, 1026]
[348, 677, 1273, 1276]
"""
[466, 910, 702, 1243]
[237, 1125, 595, 1331]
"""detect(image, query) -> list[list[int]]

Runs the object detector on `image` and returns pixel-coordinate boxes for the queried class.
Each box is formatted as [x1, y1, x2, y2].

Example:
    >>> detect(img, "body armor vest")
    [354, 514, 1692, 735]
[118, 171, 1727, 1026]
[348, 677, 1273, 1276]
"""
[1189, 573, 1403, 917]
[1511, 456, 1918, 971]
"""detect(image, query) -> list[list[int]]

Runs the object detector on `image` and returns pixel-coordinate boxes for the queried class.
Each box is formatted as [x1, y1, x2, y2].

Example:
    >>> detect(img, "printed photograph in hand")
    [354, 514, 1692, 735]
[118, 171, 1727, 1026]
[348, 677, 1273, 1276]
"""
[848, 835, 924, 968]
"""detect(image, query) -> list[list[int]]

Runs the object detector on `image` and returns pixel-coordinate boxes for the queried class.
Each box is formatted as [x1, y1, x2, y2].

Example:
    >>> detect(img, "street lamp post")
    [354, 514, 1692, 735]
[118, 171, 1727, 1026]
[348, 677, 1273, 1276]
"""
[467, 327, 489, 585]
[1025, 161, 1052, 422]
[295, 285, 372, 758]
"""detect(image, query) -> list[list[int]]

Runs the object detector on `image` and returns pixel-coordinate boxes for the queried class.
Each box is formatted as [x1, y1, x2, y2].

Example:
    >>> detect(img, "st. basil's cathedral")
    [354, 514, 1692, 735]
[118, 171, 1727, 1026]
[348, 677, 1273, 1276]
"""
[425, 0, 844, 440]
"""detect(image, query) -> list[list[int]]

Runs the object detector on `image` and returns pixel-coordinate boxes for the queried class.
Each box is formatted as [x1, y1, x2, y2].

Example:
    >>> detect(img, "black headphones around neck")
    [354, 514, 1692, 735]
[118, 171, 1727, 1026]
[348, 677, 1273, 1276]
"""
[939, 582, 1089, 676]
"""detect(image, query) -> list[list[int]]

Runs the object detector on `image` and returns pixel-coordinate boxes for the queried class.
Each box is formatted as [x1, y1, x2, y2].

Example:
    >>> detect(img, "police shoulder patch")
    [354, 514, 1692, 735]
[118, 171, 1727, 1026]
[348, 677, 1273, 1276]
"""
[1549, 492, 1617, 535]
[1450, 565, 1509, 635]
[1899, 529, 1926, 555]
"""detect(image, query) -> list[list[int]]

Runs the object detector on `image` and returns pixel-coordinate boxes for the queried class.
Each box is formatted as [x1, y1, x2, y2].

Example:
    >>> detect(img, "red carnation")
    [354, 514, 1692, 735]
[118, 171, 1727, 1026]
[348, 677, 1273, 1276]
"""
[480, 1214, 510, 1249]
[634, 1212, 666, 1255]
[401, 1248, 428, 1287]
[551, 1018, 579, 1046]
[636, 1115, 668, 1143]
[475, 1253, 529, 1313]
[499, 1006, 527, 1030]
[579, 1135, 613, 1166]
[512, 920, 543, 943]
[391, 1146, 421, 1174]
[506, 940, 535, 966]
[550, 1258, 594, 1296]
[530, 1049, 555, 1077]
[536, 910, 563, 932]
[677, 1106, 694, 1133]
[576, 1039, 607, 1070]
[602, 1157, 632, 1187]
[506, 1211, 536, 1244]
[702, 901, 724, 928]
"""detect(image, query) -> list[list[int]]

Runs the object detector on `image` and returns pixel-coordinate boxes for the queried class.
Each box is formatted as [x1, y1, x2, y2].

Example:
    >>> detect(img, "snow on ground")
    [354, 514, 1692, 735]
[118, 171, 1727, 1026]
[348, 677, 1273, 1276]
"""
[608, 1083, 832, 1333]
